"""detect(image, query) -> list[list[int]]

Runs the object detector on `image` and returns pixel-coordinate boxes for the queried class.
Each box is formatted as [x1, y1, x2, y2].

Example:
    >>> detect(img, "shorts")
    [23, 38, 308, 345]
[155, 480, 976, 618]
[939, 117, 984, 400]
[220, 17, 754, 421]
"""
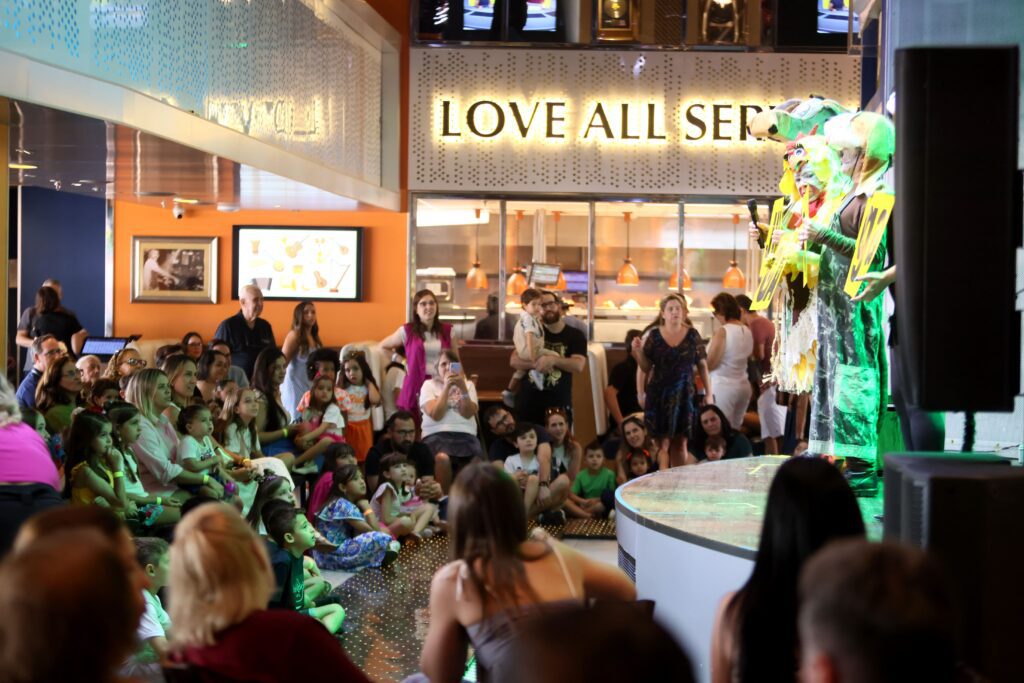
[423, 432, 484, 461]
[757, 385, 789, 438]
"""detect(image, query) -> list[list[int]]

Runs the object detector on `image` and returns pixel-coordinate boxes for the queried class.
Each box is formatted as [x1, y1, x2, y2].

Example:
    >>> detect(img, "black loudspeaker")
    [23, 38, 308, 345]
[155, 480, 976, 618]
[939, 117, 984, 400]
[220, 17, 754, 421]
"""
[895, 46, 1022, 412]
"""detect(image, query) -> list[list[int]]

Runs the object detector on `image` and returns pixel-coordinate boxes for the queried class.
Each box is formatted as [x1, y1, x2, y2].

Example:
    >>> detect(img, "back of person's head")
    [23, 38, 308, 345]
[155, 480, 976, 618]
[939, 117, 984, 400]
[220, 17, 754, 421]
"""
[34, 285, 60, 314]
[323, 442, 356, 472]
[134, 536, 170, 569]
[511, 602, 696, 683]
[245, 475, 291, 529]
[13, 505, 125, 553]
[155, 344, 186, 370]
[169, 503, 274, 648]
[710, 292, 742, 321]
[735, 294, 753, 312]
[264, 505, 301, 547]
[521, 287, 542, 305]
[486, 292, 499, 316]
[449, 463, 530, 608]
[732, 457, 866, 682]
[800, 540, 956, 683]
[0, 529, 141, 683]
[89, 377, 121, 403]
[305, 347, 340, 382]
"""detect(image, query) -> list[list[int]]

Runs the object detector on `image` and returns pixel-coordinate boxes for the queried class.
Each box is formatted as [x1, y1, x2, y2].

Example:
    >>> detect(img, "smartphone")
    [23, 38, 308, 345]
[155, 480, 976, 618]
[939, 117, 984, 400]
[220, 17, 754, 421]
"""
[450, 362, 462, 374]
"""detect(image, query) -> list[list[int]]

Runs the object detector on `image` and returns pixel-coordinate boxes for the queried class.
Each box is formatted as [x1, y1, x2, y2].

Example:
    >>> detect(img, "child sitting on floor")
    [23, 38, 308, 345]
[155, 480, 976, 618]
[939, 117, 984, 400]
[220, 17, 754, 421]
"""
[626, 450, 653, 480]
[176, 404, 238, 503]
[306, 443, 357, 524]
[504, 422, 542, 516]
[312, 464, 400, 571]
[122, 537, 171, 682]
[371, 453, 437, 540]
[264, 505, 346, 634]
[704, 435, 727, 462]
[567, 440, 617, 519]
[107, 401, 181, 528]
[66, 411, 133, 515]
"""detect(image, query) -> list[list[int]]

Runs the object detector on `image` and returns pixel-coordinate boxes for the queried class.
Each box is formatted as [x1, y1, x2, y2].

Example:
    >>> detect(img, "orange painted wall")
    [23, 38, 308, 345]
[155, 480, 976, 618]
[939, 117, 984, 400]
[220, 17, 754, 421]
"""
[113, 201, 409, 346]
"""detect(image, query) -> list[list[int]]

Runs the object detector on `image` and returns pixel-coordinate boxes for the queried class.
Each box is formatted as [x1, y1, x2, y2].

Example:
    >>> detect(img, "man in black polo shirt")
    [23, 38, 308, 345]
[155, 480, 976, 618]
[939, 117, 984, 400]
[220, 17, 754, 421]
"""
[509, 290, 587, 426]
[365, 411, 443, 498]
[214, 285, 275, 380]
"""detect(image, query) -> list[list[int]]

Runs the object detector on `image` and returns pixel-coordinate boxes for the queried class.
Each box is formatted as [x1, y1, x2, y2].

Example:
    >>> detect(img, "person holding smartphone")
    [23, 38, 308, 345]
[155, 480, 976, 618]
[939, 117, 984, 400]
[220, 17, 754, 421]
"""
[419, 350, 483, 487]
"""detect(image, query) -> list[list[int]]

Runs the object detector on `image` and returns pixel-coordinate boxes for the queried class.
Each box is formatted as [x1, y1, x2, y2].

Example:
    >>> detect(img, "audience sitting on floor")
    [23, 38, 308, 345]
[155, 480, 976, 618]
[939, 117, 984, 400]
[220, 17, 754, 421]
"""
[690, 404, 754, 463]
[371, 453, 439, 540]
[123, 536, 172, 683]
[417, 463, 635, 683]
[567, 440, 617, 519]
[711, 457, 866, 683]
[365, 411, 441, 496]
[311, 464, 400, 571]
[419, 350, 483, 490]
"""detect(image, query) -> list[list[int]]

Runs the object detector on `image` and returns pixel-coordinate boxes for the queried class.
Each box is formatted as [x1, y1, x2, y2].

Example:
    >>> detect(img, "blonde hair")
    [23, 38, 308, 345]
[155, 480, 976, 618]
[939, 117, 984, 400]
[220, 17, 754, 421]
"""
[169, 503, 274, 648]
[124, 368, 167, 423]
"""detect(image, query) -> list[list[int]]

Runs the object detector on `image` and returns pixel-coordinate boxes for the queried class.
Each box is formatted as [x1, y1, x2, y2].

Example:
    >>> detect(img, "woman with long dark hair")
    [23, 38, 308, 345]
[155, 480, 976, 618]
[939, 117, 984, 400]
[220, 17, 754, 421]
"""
[688, 404, 753, 463]
[710, 457, 865, 683]
[281, 300, 323, 420]
[28, 285, 87, 357]
[614, 414, 658, 484]
[180, 331, 205, 362]
[251, 346, 296, 458]
[419, 463, 635, 683]
[380, 289, 453, 425]
[35, 354, 83, 434]
[195, 349, 230, 406]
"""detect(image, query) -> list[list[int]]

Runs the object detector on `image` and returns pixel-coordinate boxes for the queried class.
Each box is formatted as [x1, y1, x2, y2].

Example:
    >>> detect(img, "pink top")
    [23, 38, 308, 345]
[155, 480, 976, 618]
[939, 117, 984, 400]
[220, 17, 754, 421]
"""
[0, 422, 61, 490]
[306, 472, 334, 524]
[131, 414, 182, 496]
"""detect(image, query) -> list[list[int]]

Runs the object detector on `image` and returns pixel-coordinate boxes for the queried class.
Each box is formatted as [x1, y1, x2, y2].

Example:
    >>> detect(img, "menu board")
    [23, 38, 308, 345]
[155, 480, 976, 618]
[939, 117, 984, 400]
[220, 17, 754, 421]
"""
[232, 226, 363, 302]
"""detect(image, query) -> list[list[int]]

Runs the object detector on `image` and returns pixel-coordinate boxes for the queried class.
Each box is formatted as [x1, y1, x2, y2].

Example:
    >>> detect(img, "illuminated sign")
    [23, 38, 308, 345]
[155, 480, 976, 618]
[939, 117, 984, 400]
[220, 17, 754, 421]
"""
[437, 98, 766, 144]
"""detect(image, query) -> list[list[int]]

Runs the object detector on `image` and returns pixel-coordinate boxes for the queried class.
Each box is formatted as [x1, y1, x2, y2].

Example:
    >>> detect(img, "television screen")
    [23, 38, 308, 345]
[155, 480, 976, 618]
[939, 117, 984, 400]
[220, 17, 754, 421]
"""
[463, 0, 557, 32]
[562, 270, 590, 294]
[232, 226, 363, 301]
[528, 262, 562, 286]
[817, 0, 858, 34]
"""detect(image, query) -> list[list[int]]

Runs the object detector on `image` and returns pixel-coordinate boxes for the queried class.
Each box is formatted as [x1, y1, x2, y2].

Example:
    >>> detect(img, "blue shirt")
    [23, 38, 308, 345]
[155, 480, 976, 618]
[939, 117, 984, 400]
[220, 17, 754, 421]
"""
[16, 369, 41, 408]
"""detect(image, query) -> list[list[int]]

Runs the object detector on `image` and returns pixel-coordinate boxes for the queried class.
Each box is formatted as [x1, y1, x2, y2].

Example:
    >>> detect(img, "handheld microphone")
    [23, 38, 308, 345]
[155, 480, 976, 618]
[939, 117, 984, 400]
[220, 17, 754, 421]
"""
[747, 199, 765, 248]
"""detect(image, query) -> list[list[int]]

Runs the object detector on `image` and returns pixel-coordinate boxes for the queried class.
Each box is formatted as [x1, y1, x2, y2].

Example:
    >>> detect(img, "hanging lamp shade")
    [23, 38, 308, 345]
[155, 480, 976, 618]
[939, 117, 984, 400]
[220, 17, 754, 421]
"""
[507, 209, 528, 295]
[616, 211, 640, 286]
[550, 210, 567, 291]
[669, 269, 693, 290]
[722, 213, 746, 288]
[466, 211, 489, 290]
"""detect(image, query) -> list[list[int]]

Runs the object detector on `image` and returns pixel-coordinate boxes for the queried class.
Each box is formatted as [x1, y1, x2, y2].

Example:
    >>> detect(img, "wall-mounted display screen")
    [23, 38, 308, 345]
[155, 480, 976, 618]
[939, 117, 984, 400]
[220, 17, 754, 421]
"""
[463, 0, 558, 32]
[818, 0, 858, 34]
[232, 226, 363, 301]
[528, 262, 562, 286]
[562, 270, 591, 294]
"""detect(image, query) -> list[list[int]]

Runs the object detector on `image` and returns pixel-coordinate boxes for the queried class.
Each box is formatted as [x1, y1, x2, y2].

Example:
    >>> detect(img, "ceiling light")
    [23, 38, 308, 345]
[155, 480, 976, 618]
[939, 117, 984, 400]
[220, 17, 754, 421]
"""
[722, 213, 746, 289]
[466, 209, 489, 290]
[71, 183, 82, 187]
[9, 163, 37, 170]
[616, 211, 640, 287]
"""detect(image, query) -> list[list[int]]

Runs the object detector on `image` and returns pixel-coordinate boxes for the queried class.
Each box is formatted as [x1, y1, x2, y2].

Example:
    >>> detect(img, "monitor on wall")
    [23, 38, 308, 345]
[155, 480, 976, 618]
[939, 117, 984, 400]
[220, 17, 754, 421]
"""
[232, 225, 364, 302]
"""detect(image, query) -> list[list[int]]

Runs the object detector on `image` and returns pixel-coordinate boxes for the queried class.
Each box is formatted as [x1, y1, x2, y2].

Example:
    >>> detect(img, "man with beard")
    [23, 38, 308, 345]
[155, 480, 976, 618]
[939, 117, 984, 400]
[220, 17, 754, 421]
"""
[364, 411, 442, 498]
[509, 291, 587, 427]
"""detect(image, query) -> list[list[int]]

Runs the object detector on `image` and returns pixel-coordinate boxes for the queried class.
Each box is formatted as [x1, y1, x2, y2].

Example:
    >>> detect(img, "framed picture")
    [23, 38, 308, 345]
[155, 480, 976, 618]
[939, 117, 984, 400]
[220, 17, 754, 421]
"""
[131, 236, 219, 303]
[232, 225, 364, 302]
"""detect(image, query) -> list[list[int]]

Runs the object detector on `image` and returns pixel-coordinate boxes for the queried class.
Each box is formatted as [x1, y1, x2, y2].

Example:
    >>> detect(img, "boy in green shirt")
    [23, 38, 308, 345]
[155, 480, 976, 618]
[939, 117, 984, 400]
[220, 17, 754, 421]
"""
[568, 441, 617, 519]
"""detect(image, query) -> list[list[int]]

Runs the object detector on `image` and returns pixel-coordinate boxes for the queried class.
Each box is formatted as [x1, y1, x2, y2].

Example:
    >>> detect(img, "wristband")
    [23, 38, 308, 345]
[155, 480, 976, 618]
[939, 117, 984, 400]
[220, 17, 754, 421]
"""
[242, 458, 251, 466]
[203, 474, 210, 485]
[156, 497, 162, 505]
[282, 427, 289, 438]
[112, 470, 125, 479]
[539, 480, 550, 487]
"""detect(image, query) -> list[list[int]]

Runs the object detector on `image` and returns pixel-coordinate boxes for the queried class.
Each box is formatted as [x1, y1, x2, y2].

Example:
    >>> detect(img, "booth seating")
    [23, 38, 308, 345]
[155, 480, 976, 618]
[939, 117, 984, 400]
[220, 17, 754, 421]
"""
[586, 343, 610, 438]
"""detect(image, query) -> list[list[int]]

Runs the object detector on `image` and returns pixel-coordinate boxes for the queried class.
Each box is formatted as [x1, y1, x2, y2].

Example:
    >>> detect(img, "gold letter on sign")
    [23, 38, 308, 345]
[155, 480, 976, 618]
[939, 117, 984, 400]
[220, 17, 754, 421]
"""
[844, 193, 895, 298]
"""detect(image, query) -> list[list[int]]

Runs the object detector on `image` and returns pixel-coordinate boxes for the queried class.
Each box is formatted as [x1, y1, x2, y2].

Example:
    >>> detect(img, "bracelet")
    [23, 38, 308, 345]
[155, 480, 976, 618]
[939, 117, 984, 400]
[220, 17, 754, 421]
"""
[156, 497, 162, 505]
[242, 458, 251, 466]
[539, 480, 550, 487]
[202, 474, 210, 485]
[112, 470, 125, 479]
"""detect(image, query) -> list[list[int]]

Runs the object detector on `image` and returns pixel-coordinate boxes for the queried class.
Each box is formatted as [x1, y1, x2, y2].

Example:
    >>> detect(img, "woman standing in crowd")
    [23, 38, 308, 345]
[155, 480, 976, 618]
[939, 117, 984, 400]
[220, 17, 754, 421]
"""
[281, 300, 323, 420]
[706, 293, 755, 433]
[711, 457, 865, 683]
[28, 285, 87, 357]
[0, 376, 63, 555]
[632, 293, 711, 468]
[195, 349, 231, 406]
[252, 347, 296, 458]
[181, 331, 205, 363]
[168, 503, 371, 681]
[420, 350, 483, 478]
[381, 289, 453, 425]
[104, 347, 147, 384]
[161, 354, 199, 427]
[689, 405, 753, 463]
[126, 369, 221, 501]
[35, 354, 83, 434]
[419, 464, 636, 683]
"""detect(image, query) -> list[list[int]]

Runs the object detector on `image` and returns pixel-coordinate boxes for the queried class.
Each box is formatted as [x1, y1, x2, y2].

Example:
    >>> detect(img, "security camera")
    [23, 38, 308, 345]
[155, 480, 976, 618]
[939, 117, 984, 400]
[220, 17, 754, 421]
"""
[172, 205, 185, 220]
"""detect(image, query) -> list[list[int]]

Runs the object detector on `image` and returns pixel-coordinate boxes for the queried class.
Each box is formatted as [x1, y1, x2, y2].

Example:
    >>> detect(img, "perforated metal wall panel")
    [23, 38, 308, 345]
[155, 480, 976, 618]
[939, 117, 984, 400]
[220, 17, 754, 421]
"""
[0, 0, 381, 184]
[410, 48, 861, 195]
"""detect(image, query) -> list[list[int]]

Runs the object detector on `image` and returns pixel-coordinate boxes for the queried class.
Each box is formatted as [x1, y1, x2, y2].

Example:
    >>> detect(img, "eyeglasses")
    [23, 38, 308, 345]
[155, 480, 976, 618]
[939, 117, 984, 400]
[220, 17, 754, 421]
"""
[540, 300, 560, 309]
[62, 369, 82, 379]
[492, 413, 514, 430]
[124, 358, 148, 368]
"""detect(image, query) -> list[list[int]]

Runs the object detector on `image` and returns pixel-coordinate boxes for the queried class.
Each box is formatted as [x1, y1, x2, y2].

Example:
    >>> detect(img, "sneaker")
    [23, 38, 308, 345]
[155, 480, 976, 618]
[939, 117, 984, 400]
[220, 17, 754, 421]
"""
[501, 390, 516, 408]
[608, 509, 616, 523]
[381, 540, 402, 567]
[529, 369, 546, 390]
[538, 509, 567, 526]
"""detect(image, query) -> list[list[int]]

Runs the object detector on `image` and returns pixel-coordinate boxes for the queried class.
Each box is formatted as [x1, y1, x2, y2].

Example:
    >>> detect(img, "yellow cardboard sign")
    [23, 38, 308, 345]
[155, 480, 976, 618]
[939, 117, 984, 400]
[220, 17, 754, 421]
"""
[844, 193, 895, 298]
[760, 197, 787, 278]
[751, 238, 793, 311]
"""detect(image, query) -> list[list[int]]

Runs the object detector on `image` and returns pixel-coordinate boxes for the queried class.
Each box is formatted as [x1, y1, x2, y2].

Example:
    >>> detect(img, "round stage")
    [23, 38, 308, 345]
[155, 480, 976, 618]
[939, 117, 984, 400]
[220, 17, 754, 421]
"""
[615, 456, 881, 682]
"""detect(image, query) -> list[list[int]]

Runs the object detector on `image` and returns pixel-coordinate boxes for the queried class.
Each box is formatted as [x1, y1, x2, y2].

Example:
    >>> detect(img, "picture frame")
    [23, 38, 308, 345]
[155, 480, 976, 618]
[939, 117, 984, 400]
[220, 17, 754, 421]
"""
[130, 236, 219, 303]
[232, 225, 364, 302]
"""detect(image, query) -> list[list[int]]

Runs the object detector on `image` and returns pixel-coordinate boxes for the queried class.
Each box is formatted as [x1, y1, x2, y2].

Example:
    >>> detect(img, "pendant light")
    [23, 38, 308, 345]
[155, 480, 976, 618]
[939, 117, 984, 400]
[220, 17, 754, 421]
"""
[466, 208, 489, 290]
[722, 213, 746, 289]
[550, 210, 567, 291]
[615, 211, 640, 286]
[669, 268, 692, 290]
[506, 209, 528, 296]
